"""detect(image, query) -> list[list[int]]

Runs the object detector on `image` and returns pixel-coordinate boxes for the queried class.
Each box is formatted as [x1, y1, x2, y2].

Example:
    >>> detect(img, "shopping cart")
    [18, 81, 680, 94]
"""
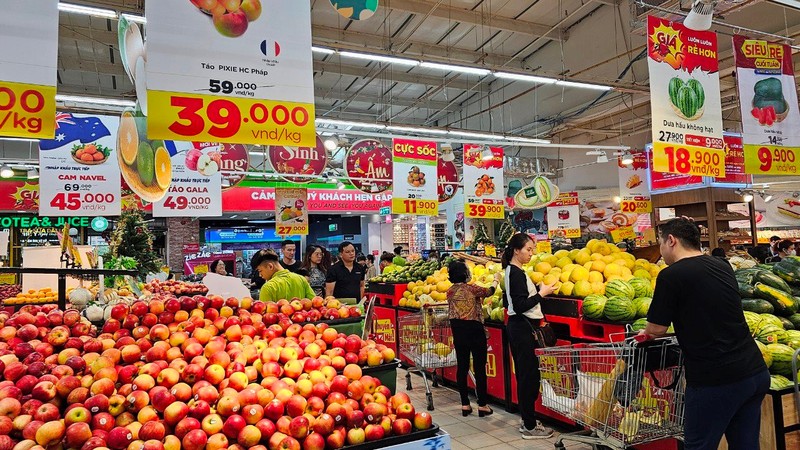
[398, 303, 456, 411]
[536, 335, 685, 450]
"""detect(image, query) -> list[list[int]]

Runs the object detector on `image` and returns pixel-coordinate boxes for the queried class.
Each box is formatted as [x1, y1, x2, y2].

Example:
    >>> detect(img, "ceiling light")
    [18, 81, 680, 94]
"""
[763, 193, 774, 203]
[420, 62, 490, 76]
[27, 169, 39, 180]
[337, 181, 346, 190]
[386, 125, 448, 135]
[743, 192, 754, 203]
[684, 0, 717, 31]
[323, 139, 338, 150]
[555, 80, 613, 91]
[120, 13, 146, 24]
[56, 94, 136, 107]
[613, 196, 621, 203]
[0, 165, 14, 178]
[480, 146, 494, 161]
[621, 152, 635, 165]
[505, 136, 551, 144]
[339, 51, 419, 66]
[495, 72, 556, 84]
[447, 130, 501, 140]
[771, 0, 800, 11]
[311, 46, 336, 54]
[58, 2, 117, 18]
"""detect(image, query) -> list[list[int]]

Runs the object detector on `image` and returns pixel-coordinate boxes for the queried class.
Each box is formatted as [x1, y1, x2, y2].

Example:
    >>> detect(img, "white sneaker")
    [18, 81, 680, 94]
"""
[520, 421, 554, 440]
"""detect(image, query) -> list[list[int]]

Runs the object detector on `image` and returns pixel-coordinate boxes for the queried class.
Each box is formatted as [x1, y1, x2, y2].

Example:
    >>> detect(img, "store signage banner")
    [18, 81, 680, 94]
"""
[345, 139, 393, 194]
[714, 134, 751, 185]
[268, 135, 328, 183]
[617, 151, 651, 214]
[184, 252, 236, 276]
[0, 1, 58, 139]
[274, 187, 309, 235]
[153, 142, 222, 217]
[647, 16, 725, 178]
[438, 158, 458, 203]
[546, 192, 580, 238]
[38, 113, 121, 216]
[463, 144, 504, 219]
[144, 0, 316, 146]
[222, 186, 391, 213]
[0, 181, 38, 211]
[391, 138, 438, 216]
[733, 36, 800, 176]
[647, 146, 705, 192]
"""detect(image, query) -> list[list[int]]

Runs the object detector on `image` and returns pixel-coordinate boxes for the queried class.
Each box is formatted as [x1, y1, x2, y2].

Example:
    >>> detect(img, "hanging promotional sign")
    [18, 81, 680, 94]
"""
[274, 187, 308, 235]
[144, 0, 316, 146]
[647, 16, 725, 178]
[437, 158, 458, 203]
[547, 192, 580, 239]
[345, 139, 393, 194]
[153, 142, 222, 217]
[647, 146, 705, 192]
[463, 144, 504, 219]
[391, 138, 438, 216]
[329, 0, 379, 21]
[714, 134, 751, 185]
[733, 36, 800, 176]
[268, 135, 328, 183]
[0, 1, 58, 139]
[617, 151, 651, 214]
[38, 113, 122, 216]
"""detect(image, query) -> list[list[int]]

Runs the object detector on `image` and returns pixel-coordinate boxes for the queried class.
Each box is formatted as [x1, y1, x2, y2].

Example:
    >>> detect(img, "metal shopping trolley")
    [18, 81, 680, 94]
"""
[398, 303, 456, 411]
[536, 335, 686, 449]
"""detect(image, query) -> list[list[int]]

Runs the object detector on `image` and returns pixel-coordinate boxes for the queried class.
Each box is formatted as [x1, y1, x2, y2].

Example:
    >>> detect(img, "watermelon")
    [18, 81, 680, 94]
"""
[770, 374, 793, 390]
[756, 323, 783, 345]
[760, 314, 785, 329]
[668, 77, 684, 105]
[582, 294, 607, 320]
[788, 313, 800, 330]
[756, 340, 772, 368]
[766, 343, 797, 377]
[744, 311, 764, 335]
[631, 318, 647, 332]
[604, 296, 636, 322]
[605, 279, 635, 301]
[784, 330, 800, 349]
[742, 298, 774, 314]
[632, 297, 652, 318]
[629, 278, 652, 299]
[779, 316, 795, 330]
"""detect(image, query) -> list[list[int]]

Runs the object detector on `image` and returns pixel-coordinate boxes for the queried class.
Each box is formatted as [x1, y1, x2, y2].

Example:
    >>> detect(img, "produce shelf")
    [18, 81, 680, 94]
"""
[0, 267, 136, 309]
[339, 424, 442, 450]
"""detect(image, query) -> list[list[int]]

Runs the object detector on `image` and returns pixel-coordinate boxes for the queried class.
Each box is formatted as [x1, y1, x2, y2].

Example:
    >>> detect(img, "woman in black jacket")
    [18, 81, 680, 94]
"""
[502, 233, 556, 440]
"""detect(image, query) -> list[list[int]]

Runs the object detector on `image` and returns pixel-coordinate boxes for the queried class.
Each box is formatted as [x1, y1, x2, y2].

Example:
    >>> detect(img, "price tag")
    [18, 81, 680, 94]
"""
[391, 138, 438, 216]
[743, 144, 800, 175]
[274, 187, 308, 235]
[547, 228, 581, 239]
[0, 81, 55, 139]
[620, 197, 652, 214]
[466, 203, 504, 219]
[652, 142, 726, 177]
[161, 195, 213, 211]
[49, 189, 116, 213]
[536, 241, 552, 254]
[611, 226, 636, 243]
[276, 225, 307, 236]
[392, 198, 438, 216]
[152, 143, 222, 218]
[147, 91, 316, 147]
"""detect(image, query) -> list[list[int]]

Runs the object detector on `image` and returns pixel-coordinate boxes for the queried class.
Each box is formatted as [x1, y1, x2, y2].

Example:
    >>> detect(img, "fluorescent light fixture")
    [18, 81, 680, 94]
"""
[248, 151, 267, 156]
[555, 80, 613, 91]
[27, 169, 39, 180]
[447, 130, 502, 140]
[311, 46, 336, 54]
[120, 13, 146, 24]
[771, 0, 800, 10]
[0, 165, 14, 178]
[495, 72, 556, 84]
[420, 62, 490, 76]
[0, 137, 39, 143]
[386, 125, 448, 135]
[764, 193, 774, 203]
[58, 2, 117, 18]
[56, 94, 136, 107]
[339, 51, 419, 66]
[505, 136, 551, 144]
[315, 118, 386, 129]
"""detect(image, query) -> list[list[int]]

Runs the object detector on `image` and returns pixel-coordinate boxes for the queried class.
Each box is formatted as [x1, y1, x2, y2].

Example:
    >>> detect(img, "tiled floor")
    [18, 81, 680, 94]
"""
[395, 370, 594, 450]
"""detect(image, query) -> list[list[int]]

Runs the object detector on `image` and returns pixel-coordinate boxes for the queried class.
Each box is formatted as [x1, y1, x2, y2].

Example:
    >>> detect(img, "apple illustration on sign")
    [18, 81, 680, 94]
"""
[190, 0, 262, 38]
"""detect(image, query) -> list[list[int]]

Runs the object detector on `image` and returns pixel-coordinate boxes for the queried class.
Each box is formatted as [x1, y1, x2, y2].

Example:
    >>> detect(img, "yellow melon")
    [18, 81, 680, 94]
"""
[588, 271, 604, 284]
[590, 260, 607, 273]
[559, 281, 575, 296]
[574, 250, 592, 265]
[603, 263, 623, 279]
[118, 110, 139, 166]
[556, 257, 572, 269]
[570, 266, 590, 283]
[614, 258, 635, 270]
[534, 262, 552, 275]
[560, 270, 572, 283]
[543, 255, 559, 266]
[573, 280, 593, 298]
[554, 250, 570, 260]
[529, 271, 545, 284]
[542, 274, 559, 286]
[590, 253, 604, 261]
[568, 249, 581, 260]
[633, 269, 651, 280]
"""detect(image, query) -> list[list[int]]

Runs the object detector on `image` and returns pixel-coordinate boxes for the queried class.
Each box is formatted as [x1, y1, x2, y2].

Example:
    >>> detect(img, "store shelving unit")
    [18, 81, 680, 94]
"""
[0, 267, 136, 310]
[430, 223, 446, 250]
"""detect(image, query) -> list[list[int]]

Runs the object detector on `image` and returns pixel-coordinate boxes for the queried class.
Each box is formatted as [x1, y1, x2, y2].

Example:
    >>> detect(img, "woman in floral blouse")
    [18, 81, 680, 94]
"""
[447, 259, 499, 417]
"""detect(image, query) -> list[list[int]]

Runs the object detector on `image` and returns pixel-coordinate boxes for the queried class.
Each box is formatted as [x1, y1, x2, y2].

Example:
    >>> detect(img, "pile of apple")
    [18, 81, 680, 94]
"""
[263, 298, 362, 325]
[0, 296, 434, 450]
[143, 280, 208, 297]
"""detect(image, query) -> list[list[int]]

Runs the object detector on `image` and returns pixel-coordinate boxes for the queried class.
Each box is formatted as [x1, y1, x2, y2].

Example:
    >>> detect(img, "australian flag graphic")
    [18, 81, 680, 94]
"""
[39, 112, 111, 150]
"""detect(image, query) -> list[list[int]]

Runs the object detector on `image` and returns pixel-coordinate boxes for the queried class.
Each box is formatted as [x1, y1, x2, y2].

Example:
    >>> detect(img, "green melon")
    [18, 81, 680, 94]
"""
[766, 343, 797, 377]
[744, 311, 764, 335]
[756, 340, 772, 368]
[770, 374, 793, 390]
[605, 279, 635, 301]
[757, 323, 784, 345]
[582, 294, 608, 321]
[631, 317, 648, 332]
[629, 278, 653, 299]
[604, 296, 636, 323]
[632, 297, 652, 319]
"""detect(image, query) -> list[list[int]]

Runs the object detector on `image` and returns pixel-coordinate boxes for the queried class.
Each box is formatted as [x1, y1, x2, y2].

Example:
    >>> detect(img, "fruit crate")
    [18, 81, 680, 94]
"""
[361, 359, 401, 394]
[340, 424, 442, 450]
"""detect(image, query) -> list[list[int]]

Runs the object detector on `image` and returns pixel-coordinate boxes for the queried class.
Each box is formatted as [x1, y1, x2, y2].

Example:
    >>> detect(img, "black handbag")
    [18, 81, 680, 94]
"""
[528, 319, 557, 348]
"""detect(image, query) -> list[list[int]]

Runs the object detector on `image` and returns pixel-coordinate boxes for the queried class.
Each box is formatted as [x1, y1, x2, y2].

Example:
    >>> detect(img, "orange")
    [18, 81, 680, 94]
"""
[118, 110, 139, 166]
[154, 146, 172, 190]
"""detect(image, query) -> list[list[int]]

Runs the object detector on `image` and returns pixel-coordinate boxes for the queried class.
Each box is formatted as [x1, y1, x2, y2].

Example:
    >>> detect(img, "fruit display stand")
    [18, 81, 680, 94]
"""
[542, 296, 629, 342]
[0, 267, 136, 310]
[718, 386, 800, 450]
[361, 359, 401, 394]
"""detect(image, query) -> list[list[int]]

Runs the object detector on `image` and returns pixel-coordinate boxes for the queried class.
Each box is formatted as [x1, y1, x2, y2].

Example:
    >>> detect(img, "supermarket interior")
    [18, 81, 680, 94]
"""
[2, 1, 800, 450]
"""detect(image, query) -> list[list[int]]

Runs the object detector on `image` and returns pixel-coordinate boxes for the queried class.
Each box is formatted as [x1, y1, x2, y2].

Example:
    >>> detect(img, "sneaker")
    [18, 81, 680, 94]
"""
[520, 421, 554, 440]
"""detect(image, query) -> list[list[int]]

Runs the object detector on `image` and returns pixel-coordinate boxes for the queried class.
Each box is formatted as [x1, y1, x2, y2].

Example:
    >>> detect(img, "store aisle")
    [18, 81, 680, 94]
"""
[395, 370, 592, 450]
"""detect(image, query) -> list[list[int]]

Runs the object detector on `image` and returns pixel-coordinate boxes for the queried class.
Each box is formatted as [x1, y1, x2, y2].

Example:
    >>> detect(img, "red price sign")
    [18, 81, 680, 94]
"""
[276, 225, 307, 236]
[743, 144, 800, 175]
[49, 192, 115, 211]
[652, 142, 726, 177]
[466, 203, 504, 219]
[162, 196, 213, 211]
[620, 198, 652, 214]
[392, 198, 438, 216]
[147, 91, 316, 146]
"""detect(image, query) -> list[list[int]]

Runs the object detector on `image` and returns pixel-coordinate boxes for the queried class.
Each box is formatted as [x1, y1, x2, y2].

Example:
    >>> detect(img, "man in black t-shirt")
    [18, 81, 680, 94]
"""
[642, 218, 769, 450]
[325, 242, 365, 300]
[279, 240, 301, 272]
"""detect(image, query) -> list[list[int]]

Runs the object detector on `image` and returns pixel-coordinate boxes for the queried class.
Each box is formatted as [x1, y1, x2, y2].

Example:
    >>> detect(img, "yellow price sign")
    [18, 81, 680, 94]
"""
[392, 198, 438, 216]
[484, 244, 497, 257]
[652, 142, 726, 177]
[611, 226, 636, 243]
[465, 203, 504, 219]
[536, 241, 552, 254]
[276, 224, 308, 236]
[0, 81, 56, 139]
[743, 144, 800, 175]
[548, 228, 580, 239]
[147, 90, 316, 146]
[620, 197, 652, 214]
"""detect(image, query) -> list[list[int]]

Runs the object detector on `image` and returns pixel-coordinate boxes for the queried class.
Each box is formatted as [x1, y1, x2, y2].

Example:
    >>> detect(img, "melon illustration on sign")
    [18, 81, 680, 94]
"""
[513, 176, 559, 210]
[268, 136, 329, 183]
[345, 139, 392, 193]
[329, 0, 379, 20]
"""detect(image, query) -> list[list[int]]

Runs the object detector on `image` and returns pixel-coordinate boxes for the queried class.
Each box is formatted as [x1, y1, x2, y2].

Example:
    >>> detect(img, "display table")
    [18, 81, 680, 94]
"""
[718, 387, 799, 450]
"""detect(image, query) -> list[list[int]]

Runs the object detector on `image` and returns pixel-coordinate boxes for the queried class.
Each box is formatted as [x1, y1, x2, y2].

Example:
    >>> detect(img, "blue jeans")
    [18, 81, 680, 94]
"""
[683, 369, 770, 450]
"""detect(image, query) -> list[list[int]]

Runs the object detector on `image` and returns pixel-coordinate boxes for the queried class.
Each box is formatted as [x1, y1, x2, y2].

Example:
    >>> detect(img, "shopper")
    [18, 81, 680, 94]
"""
[641, 218, 769, 450]
[446, 259, 498, 417]
[252, 249, 316, 302]
[280, 240, 301, 272]
[357, 254, 367, 269]
[250, 250, 267, 290]
[301, 245, 328, 297]
[325, 242, 365, 300]
[710, 248, 727, 259]
[769, 235, 781, 257]
[770, 239, 795, 262]
[210, 259, 230, 276]
[501, 233, 555, 439]
[392, 246, 407, 266]
[365, 254, 377, 280]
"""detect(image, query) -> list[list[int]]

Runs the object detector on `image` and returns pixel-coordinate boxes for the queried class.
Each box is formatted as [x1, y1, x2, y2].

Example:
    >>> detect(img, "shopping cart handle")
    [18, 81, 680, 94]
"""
[632, 333, 650, 343]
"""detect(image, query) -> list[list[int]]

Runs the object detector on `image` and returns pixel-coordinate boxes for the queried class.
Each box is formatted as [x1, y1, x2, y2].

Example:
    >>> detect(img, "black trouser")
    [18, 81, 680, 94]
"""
[450, 319, 488, 407]
[506, 315, 540, 430]
[683, 369, 770, 450]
